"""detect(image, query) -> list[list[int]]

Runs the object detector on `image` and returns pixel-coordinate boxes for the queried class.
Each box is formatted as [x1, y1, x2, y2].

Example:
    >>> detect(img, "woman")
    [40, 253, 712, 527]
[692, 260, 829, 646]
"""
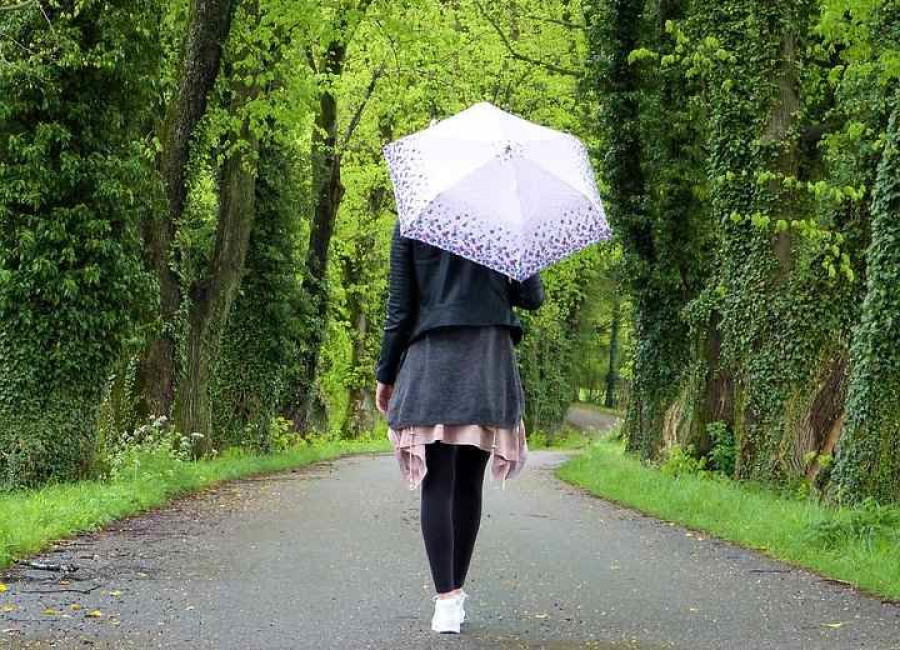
[374, 221, 545, 634]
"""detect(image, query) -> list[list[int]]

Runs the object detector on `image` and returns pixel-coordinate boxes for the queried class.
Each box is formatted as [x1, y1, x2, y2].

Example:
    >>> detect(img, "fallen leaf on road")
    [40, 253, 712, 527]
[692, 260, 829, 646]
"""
[70, 604, 82, 611]
[42, 608, 59, 616]
[0, 584, 6, 593]
[822, 622, 846, 629]
[86, 610, 103, 618]
[108, 590, 122, 597]
[1, 605, 15, 613]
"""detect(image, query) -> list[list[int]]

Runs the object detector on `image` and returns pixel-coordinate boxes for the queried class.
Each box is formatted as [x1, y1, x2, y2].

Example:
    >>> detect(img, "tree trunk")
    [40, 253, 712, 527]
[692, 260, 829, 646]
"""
[798, 353, 847, 481]
[347, 311, 375, 436]
[604, 297, 621, 408]
[345, 130, 391, 436]
[763, 32, 801, 275]
[832, 97, 900, 504]
[176, 80, 261, 451]
[586, 0, 661, 455]
[288, 41, 347, 433]
[137, 0, 238, 420]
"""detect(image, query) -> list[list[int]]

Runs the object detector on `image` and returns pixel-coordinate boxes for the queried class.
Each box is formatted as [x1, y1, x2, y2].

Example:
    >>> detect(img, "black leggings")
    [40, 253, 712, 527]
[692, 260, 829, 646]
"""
[420, 441, 491, 594]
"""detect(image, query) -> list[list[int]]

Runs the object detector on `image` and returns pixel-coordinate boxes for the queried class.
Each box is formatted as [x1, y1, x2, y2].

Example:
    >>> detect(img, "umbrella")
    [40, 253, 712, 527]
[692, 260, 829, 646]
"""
[382, 102, 611, 281]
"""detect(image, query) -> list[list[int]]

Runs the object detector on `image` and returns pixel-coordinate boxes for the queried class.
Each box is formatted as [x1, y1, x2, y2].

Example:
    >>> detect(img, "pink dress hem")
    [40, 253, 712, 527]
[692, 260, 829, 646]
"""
[387, 420, 528, 491]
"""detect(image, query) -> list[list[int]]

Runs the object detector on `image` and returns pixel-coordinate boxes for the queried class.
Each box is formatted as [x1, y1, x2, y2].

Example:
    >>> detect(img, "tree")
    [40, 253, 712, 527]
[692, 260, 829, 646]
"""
[285, 0, 378, 433]
[832, 95, 900, 505]
[0, 0, 161, 487]
[137, 0, 240, 421]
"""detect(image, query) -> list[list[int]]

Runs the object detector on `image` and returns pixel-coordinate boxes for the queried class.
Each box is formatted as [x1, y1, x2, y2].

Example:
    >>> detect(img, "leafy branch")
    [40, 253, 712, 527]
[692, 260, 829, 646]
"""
[340, 62, 385, 149]
[0, 0, 35, 11]
[473, 0, 580, 77]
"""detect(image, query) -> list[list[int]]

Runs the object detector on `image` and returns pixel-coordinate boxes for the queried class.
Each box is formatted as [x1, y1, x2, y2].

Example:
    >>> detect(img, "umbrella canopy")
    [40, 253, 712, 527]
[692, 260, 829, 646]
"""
[383, 102, 611, 281]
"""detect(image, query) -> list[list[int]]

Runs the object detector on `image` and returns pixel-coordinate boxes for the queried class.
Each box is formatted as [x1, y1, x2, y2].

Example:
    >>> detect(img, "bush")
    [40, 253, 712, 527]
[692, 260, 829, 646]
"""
[659, 444, 708, 478]
[804, 497, 900, 551]
[0, 0, 161, 488]
[528, 430, 550, 449]
[104, 416, 196, 482]
[707, 421, 736, 477]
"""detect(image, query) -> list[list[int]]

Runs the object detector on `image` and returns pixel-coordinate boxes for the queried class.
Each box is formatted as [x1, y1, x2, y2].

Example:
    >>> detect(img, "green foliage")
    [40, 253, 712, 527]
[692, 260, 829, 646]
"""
[805, 498, 900, 552]
[832, 93, 900, 505]
[527, 426, 594, 450]
[518, 246, 610, 433]
[7, 0, 897, 511]
[659, 443, 708, 478]
[583, 0, 900, 503]
[104, 416, 196, 483]
[211, 140, 311, 450]
[583, 0, 705, 458]
[707, 420, 736, 477]
[690, 1, 859, 481]
[0, 0, 161, 488]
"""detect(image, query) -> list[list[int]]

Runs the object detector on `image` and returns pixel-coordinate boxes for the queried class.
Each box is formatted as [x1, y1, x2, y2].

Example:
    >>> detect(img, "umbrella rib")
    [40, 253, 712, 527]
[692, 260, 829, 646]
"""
[413, 148, 513, 218]
[522, 148, 602, 209]
[508, 161, 527, 275]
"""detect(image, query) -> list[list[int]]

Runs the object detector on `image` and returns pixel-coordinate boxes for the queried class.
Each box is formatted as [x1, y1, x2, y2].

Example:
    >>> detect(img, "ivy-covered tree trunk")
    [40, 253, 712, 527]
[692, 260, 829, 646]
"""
[604, 297, 621, 408]
[344, 178, 389, 437]
[832, 98, 900, 505]
[699, 0, 854, 481]
[212, 141, 307, 449]
[0, 0, 159, 487]
[585, 0, 690, 457]
[138, 0, 239, 420]
[175, 77, 261, 449]
[289, 1, 377, 433]
[585, 0, 653, 451]
[287, 39, 347, 434]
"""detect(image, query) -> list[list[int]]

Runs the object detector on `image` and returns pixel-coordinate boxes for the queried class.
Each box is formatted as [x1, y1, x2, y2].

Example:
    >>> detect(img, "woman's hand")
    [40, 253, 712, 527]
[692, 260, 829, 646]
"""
[376, 381, 394, 415]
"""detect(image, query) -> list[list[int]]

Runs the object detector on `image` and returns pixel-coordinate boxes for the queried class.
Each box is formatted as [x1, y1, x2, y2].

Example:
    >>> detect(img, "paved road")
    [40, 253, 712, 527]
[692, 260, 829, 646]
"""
[2, 449, 898, 650]
[564, 404, 621, 434]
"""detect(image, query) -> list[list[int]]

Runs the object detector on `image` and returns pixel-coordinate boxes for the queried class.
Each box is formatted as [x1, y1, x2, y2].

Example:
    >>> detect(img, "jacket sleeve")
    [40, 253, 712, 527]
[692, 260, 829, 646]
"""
[375, 222, 417, 384]
[508, 271, 545, 311]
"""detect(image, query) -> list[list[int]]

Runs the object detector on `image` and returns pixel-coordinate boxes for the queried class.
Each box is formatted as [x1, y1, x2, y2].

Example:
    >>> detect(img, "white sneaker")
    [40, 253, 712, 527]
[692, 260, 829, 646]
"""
[431, 595, 461, 634]
[456, 589, 468, 623]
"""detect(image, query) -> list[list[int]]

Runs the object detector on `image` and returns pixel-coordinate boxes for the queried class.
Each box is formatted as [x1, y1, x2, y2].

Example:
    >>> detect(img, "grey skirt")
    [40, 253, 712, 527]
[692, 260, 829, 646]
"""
[386, 325, 526, 430]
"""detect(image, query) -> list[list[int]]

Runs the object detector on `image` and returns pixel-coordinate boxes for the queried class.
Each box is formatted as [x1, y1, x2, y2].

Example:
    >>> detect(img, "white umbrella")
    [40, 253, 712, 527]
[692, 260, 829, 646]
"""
[383, 102, 611, 281]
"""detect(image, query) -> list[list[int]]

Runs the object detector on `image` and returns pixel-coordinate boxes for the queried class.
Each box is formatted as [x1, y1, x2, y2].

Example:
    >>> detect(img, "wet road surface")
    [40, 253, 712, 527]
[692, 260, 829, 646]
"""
[1, 449, 898, 650]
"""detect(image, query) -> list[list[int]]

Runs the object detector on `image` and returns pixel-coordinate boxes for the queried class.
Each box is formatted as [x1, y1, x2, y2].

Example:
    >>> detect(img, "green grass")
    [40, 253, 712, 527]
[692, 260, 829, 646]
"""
[557, 435, 900, 601]
[528, 427, 596, 450]
[0, 433, 391, 570]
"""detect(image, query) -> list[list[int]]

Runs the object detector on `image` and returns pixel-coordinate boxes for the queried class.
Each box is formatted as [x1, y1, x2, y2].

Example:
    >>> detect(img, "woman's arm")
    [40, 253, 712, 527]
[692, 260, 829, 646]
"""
[508, 271, 545, 310]
[375, 222, 417, 385]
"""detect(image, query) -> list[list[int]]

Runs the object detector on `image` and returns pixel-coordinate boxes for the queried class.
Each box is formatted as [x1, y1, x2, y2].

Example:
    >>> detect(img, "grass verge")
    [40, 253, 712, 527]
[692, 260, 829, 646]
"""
[0, 434, 391, 570]
[528, 426, 596, 450]
[556, 435, 900, 601]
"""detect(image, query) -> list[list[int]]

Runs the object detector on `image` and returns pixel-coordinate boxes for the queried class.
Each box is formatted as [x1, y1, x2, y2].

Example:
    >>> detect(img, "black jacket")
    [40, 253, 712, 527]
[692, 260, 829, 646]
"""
[375, 222, 545, 384]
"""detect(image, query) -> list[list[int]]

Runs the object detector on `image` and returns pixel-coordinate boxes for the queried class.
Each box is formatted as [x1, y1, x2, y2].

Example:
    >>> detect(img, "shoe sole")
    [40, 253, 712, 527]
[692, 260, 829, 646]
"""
[431, 623, 460, 634]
